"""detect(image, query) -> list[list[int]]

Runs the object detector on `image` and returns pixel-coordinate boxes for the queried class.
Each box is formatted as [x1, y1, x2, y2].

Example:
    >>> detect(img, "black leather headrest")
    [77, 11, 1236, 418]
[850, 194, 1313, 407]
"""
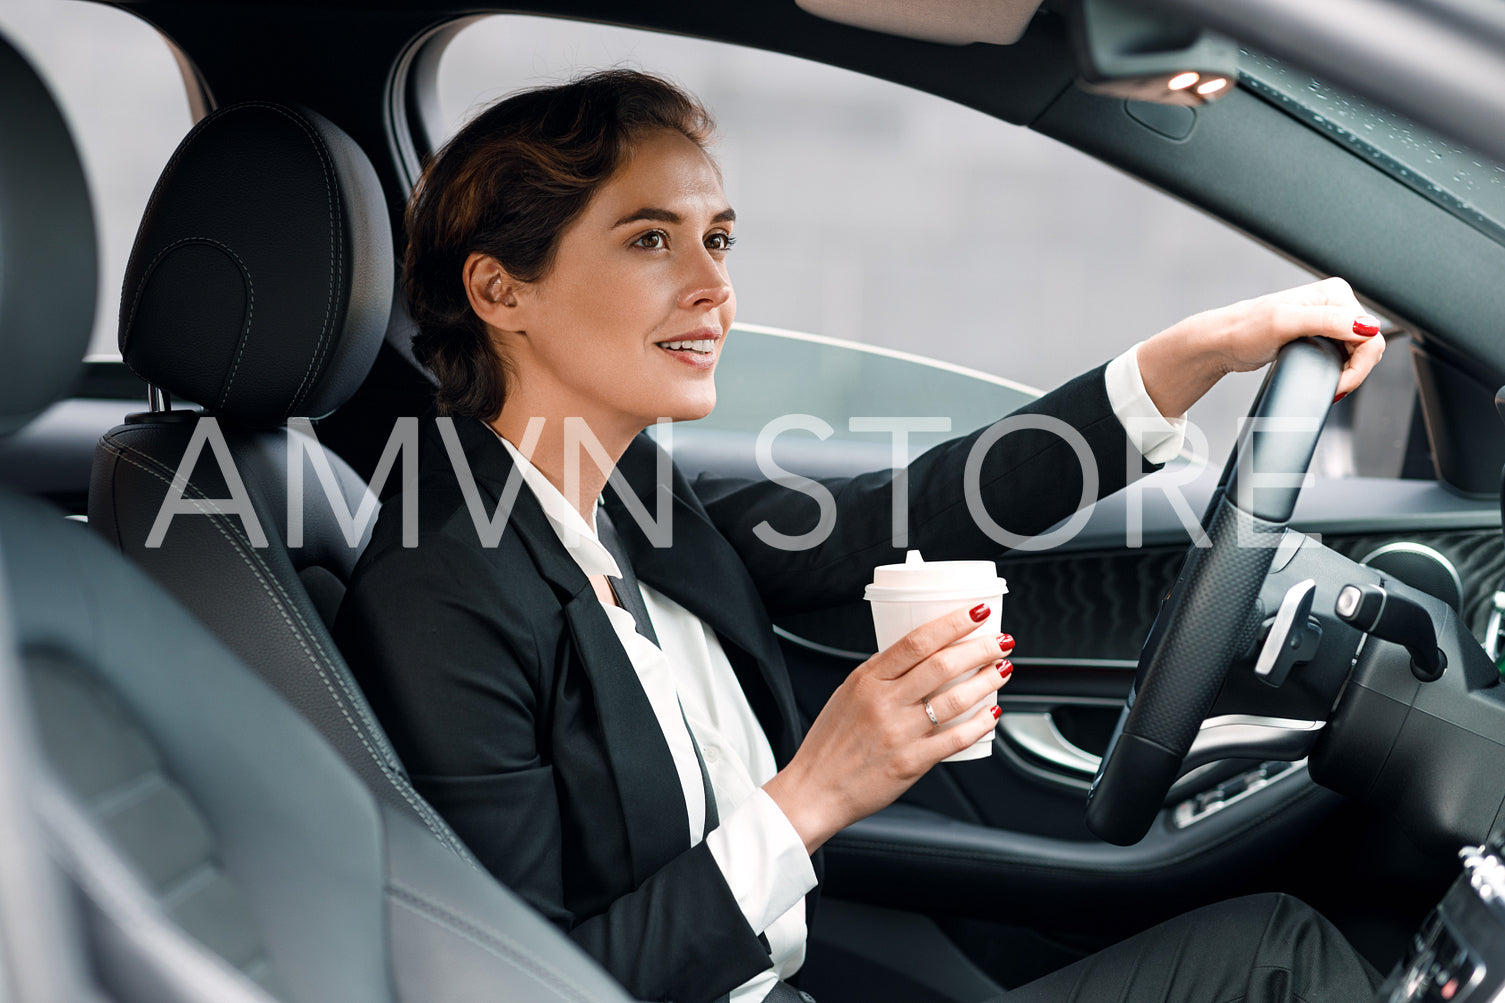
[120, 103, 392, 426]
[0, 35, 96, 436]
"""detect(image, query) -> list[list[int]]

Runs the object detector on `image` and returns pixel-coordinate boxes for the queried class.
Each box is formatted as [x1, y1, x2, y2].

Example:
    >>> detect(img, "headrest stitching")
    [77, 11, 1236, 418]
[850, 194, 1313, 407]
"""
[122, 102, 367, 420]
[213, 241, 258, 412]
[130, 109, 222, 264]
[118, 110, 242, 392]
[119, 236, 255, 411]
[229, 102, 343, 419]
[119, 104, 222, 379]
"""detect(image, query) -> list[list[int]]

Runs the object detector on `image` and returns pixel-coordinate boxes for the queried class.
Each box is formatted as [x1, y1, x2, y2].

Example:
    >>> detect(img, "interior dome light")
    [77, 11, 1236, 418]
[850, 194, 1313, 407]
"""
[1196, 77, 1229, 96]
[1168, 71, 1200, 91]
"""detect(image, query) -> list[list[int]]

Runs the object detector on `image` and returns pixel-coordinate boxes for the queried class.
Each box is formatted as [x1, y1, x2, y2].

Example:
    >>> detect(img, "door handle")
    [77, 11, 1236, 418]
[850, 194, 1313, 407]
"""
[997, 712, 1101, 776]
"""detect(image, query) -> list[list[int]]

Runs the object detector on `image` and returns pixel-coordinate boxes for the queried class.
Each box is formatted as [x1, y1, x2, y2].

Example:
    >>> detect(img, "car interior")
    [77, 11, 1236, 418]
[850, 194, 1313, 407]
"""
[7, 0, 1505, 1001]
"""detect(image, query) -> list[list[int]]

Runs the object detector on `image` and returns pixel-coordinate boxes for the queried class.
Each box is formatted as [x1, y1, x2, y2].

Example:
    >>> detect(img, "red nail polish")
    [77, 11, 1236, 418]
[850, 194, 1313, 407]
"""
[1352, 318, 1380, 337]
[997, 634, 1013, 654]
[990, 704, 1002, 720]
[998, 659, 1013, 679]
[1333, 391, 1349, 404]
[969, 603, 990, 623]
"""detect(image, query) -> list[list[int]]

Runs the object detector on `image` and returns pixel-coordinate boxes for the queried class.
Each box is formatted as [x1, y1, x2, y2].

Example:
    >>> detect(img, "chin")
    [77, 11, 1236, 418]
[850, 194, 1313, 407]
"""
[657, 387, 717, 424]
[655, 404, 716, 426]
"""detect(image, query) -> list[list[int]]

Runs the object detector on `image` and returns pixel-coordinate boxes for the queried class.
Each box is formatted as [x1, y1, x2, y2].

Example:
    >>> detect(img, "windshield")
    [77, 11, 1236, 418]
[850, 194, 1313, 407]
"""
[1240, 48, 1505, 247]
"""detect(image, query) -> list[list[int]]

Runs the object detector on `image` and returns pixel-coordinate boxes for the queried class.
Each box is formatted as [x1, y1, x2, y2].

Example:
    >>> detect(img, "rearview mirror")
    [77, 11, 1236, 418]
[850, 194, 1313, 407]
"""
[1067, 0, 1239, 105]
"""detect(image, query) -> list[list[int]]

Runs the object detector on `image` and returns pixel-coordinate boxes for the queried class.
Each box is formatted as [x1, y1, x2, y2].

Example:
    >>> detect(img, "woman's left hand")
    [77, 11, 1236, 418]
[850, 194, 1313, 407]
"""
[1136, 276, 1386, 418]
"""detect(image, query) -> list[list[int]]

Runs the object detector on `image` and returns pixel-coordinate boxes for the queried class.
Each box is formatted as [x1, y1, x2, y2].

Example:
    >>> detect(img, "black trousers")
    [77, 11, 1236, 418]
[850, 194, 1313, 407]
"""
[1001, 893, 1383, 1003]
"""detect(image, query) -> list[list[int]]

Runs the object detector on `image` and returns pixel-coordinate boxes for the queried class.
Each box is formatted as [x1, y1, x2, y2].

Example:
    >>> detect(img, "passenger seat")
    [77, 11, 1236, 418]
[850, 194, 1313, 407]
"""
[87, 101, 472, 861]
[4, 33, 640, 1003]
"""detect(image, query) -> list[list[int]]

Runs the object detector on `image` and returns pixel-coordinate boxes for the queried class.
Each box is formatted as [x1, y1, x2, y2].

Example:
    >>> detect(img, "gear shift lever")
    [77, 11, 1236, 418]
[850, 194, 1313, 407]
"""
[1335, 582, 1447, 682]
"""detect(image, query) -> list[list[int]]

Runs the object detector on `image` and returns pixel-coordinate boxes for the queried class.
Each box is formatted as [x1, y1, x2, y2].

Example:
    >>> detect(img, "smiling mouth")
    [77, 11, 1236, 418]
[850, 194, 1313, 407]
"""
[656, 338, 716, 354]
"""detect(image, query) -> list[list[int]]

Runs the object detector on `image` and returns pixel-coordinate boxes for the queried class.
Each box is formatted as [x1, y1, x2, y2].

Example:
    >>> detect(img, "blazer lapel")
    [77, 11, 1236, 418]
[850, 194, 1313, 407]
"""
[558, 592, 692, 885]
[607, 434, 805, 765]
[436, 418, 693, 886]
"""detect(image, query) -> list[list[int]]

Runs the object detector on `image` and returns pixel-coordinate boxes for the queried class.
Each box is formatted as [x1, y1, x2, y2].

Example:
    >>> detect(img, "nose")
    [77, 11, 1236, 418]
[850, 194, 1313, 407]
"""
[678, 247, 733, 311]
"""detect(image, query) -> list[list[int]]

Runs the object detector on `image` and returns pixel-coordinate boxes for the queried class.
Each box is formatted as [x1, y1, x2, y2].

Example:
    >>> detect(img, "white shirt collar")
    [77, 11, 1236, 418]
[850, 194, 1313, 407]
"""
[488, 424, 622, 580]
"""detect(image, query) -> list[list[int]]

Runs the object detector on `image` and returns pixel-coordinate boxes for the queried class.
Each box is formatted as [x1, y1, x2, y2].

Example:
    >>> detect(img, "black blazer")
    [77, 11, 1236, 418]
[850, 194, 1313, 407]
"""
[334, 362, 1153, 1003]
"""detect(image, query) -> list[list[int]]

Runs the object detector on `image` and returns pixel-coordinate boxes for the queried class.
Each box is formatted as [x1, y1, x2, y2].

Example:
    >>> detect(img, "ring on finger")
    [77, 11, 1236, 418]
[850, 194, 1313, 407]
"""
[924, 700, 940, 728]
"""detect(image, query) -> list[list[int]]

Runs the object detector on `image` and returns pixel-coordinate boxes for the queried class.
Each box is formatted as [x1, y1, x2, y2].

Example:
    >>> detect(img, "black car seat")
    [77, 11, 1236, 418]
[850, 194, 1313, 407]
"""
[0, 33, 114, 1003]
[87, 101, 472, 861]
[2, 33, 640, 1003]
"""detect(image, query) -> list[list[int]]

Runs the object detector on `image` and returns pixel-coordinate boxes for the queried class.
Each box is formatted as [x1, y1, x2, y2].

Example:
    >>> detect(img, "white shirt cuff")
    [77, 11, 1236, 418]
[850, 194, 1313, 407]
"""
[705, 788, 818, 936]
[1106, 341, 1187, 466]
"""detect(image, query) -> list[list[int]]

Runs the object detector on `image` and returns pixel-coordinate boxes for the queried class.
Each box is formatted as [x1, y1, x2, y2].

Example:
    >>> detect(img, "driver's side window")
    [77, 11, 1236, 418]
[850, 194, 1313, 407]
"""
[430, 14, 1414, 476]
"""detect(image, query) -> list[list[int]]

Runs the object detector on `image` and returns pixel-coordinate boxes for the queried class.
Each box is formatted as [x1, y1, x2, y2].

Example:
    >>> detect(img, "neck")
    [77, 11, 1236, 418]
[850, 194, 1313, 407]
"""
[490, 399, 641, 524]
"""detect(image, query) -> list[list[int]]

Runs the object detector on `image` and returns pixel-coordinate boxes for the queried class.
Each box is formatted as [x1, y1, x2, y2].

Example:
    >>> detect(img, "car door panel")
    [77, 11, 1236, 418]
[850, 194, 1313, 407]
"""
[671, 425, 1502, 927]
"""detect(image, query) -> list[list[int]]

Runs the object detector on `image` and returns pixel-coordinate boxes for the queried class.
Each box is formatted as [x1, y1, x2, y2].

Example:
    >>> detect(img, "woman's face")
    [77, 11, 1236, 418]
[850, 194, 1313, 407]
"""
[505, 127, 736, 437]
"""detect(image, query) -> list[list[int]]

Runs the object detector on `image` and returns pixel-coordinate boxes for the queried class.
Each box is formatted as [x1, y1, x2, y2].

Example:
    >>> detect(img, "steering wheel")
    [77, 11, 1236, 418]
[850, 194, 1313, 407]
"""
[1084, 336, 1347, 846]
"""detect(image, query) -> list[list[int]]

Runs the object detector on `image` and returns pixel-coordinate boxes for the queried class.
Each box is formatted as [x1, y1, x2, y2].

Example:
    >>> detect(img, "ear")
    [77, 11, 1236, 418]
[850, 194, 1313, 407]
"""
[463, 252, 528, 332]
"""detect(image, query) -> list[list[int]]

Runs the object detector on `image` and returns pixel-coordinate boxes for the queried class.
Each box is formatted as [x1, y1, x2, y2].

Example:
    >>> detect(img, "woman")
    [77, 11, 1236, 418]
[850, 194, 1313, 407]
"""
[335, 69, 1386, 1003]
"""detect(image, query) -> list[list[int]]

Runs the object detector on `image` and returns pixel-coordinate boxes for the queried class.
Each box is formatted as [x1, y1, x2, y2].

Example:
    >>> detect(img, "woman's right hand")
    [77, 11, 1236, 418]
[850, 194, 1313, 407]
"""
[762, 603, 1013, 854]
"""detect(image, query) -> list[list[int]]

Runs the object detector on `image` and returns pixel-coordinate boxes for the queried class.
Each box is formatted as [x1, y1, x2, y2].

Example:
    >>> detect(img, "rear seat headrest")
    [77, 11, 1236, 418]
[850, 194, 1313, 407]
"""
[0, 35, 96, 436]
[120, 102, 392, 427]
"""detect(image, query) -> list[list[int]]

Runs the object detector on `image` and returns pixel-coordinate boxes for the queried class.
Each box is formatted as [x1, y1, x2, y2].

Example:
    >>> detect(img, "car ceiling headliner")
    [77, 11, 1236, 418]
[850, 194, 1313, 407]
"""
[108, 0, 1081, 125]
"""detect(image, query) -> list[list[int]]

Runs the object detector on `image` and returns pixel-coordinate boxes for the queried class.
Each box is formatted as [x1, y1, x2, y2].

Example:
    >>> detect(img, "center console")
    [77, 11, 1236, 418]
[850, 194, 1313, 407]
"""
[1377, 844, 1505, 1001]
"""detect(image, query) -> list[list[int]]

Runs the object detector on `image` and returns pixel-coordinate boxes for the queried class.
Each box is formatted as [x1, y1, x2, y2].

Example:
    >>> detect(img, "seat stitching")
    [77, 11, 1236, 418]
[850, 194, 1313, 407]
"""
[229, 103, 340, 415]
[212, 240, 258, 411]
[105, 439, 466, 857]
[120, 104, 338, 412]
[118, 236, 256, 411]
[387, 882, 599, 1003]
[124, 101, 266, 387]
[136, 108, 222, 242]
[104, 440, 379, 730]
[97, 437, 474, 861]
[103, 439, 466, 857]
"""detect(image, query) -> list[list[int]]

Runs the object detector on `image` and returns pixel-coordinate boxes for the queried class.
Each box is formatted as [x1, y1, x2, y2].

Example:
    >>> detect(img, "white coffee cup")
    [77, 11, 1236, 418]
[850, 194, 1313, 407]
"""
[864, 550, 1009, 761]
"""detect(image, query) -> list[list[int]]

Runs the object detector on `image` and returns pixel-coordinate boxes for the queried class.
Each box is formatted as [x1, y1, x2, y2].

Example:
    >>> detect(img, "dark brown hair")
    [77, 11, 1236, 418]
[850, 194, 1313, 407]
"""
[403, 69, 717, 419]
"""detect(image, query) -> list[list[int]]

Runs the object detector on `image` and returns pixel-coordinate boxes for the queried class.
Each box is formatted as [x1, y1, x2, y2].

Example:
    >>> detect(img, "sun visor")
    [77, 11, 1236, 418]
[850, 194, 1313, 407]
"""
[794, 0, 1044, 45]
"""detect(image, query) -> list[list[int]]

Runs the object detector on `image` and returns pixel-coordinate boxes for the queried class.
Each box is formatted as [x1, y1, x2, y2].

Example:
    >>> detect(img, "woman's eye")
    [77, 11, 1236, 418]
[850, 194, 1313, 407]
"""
[706, 232, 736, 252]
[633, 230, 668, 250]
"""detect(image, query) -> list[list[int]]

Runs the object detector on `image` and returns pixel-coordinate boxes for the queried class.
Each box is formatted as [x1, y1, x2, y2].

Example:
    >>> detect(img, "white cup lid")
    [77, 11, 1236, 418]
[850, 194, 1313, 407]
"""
[864, 550, 1008, 602]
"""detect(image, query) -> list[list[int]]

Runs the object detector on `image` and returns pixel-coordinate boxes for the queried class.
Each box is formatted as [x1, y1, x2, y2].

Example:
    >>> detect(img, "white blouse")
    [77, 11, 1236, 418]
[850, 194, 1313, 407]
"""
[494, 433, 815, 1003]
[490, 343, 1183, 1003]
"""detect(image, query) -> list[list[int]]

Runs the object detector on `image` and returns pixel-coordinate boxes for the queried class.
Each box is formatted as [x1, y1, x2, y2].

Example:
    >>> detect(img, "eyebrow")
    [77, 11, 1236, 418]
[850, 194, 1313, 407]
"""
[611, 206, 736, 228]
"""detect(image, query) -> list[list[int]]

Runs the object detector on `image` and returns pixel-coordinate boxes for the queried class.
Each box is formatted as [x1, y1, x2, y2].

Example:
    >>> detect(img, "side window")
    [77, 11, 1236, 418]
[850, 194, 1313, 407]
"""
[0, 3, 194, 361]
[429, 15, 1407, 474]
[705, 327, 1037, 456]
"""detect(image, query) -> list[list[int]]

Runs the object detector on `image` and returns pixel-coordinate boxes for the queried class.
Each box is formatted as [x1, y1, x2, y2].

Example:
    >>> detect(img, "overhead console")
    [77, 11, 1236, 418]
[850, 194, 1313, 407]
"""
[793, 0, 1043, 45]
[795, 0, 1239, 106]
